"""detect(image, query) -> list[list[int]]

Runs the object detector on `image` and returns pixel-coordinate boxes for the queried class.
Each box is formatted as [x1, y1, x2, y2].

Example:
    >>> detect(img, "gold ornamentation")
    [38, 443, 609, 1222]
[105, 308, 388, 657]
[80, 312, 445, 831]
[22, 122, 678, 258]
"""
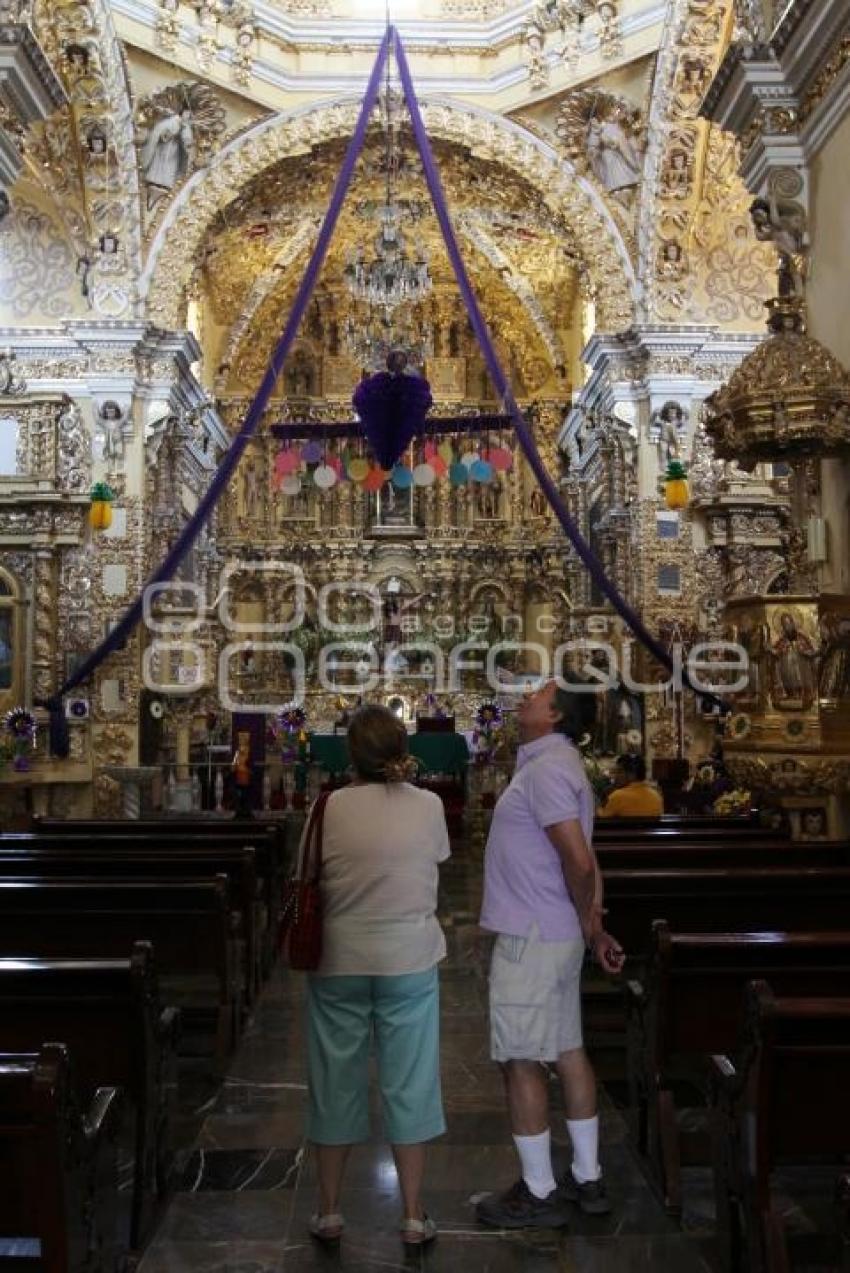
[703, 297, 850, 463]
[30, 0, 142, 318]
[144, 100, 635, 335]
[799, 31, 850, 124]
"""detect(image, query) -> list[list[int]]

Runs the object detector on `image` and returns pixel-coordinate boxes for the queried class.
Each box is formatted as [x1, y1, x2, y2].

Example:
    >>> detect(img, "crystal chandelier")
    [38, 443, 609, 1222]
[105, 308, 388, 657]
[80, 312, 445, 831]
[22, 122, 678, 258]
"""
[344, 306, 434, 371]
[343, 68, 432, 311]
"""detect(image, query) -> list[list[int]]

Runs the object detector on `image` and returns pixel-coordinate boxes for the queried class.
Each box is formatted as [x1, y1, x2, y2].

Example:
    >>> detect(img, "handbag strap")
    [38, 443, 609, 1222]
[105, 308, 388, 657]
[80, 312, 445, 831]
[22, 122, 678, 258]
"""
[300, 790, 331, 886]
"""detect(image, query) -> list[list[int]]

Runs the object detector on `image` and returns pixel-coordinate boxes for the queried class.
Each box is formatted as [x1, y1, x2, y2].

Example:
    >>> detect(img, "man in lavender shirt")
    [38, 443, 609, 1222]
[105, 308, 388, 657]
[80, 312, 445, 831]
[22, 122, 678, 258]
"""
[476, 679, 624, 1229]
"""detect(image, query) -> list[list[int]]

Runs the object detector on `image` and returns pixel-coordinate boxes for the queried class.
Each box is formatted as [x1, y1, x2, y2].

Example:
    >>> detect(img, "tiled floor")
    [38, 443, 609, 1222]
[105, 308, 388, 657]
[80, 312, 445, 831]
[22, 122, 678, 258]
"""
[137, 852, 786, 1271]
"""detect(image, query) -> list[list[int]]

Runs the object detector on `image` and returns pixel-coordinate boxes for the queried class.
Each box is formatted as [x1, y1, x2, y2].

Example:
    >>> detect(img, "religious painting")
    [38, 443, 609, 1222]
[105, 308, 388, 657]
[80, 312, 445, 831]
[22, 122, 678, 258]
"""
[0, 610, 12, 690]
[728, 609, 768, 708]
[818, 611, 850, 709]
[797, 806, 828, 841]
[768, 607, 817, 711]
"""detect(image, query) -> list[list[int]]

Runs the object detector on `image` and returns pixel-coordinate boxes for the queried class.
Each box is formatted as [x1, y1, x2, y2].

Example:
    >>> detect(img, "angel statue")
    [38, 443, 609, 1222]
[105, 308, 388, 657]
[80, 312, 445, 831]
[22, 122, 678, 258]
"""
[136, 81, 226, 213]
[140, 110, 194, 209]
[586, 113, 642, 203]
[749, 179, 809, 298]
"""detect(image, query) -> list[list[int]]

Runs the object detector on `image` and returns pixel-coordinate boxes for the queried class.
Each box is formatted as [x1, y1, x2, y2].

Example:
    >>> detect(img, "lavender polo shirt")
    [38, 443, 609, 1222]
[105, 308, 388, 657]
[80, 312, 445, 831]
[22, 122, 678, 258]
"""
[480, 731, 594, 942]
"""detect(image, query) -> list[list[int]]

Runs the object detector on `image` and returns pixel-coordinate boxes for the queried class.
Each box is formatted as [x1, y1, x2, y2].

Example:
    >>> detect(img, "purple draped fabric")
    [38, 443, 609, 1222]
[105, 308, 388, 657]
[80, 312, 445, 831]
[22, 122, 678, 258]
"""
[392, 29, 696, 689]
[50, 29, 392, 713]
[42, 23, 707, 750]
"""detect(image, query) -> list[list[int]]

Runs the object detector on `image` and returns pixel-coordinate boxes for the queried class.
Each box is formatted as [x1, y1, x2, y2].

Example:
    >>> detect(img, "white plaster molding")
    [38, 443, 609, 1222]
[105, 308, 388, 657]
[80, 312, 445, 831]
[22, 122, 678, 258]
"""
[111, 0, 666, 95]
[139, 93, 638, 320]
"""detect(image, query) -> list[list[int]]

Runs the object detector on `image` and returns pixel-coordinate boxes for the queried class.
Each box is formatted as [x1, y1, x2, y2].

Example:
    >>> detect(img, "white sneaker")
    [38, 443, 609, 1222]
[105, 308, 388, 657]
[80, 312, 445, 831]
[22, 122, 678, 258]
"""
[400, 1213, 437, 1246]
[309, 1212, 344, 1241]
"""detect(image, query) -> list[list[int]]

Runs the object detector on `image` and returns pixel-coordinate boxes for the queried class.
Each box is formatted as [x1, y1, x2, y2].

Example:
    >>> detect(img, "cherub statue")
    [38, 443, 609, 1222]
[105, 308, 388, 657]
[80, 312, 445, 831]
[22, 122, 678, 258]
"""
[98, 400, 126, 467]
[651, 401, 685, 464]
[750, 186, 808, 298]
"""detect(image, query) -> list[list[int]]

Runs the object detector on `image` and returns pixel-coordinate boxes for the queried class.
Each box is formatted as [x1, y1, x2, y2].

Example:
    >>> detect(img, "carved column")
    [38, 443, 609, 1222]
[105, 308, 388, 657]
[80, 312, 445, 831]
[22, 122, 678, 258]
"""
[31, 549, 56, 703]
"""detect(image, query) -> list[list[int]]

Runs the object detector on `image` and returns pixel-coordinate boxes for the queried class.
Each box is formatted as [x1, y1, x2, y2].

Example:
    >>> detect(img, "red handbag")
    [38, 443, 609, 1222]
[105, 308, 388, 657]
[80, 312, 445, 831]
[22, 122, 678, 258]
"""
[280, 791, 330, 971]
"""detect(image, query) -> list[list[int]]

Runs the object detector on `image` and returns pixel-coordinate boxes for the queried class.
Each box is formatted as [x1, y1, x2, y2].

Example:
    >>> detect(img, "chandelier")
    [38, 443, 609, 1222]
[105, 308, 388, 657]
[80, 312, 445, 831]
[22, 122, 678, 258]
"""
[343, 71, 432, 311]
[343, 306, 434, 371]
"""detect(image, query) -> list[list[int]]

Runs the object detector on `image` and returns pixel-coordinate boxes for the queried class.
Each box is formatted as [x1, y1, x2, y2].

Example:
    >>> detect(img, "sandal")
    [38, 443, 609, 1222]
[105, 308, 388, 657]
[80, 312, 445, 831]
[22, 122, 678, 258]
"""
[400, 1213, 437, 1246]
[309, 1212, 344, 1242]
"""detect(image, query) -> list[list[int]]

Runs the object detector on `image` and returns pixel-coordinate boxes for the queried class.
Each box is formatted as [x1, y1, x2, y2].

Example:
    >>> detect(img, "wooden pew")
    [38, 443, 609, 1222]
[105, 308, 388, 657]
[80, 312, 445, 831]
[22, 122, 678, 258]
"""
[0, 878, 237, 1065]
[594, 825, 788, 844]
[626, 924, 850, 1214]
[0, 941, 177, 1251]
[15, 827, 283, 982]
[602, 867, 850, 958]
[0, 843, 259, 1003]
[0, 1043, 121, 1273]
[596, 840, 850, 871]
[594, 815, 776, 833]
[711, 983, 850, 1273]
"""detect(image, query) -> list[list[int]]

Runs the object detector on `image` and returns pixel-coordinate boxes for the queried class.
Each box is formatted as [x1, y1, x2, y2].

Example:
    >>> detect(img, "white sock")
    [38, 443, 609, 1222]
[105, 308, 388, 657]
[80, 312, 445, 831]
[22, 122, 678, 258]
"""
[512, 1130, 557, 1199]
[566, 1116, 601, 1183]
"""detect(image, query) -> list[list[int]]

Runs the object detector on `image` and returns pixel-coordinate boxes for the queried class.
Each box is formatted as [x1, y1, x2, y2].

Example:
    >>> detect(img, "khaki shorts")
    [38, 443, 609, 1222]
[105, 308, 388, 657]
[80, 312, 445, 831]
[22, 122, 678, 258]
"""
[489, 924, 585, 1063]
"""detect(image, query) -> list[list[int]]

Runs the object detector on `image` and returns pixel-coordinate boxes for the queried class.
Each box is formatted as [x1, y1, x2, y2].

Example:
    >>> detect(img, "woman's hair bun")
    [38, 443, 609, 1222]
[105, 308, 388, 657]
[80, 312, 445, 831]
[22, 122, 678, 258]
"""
[382, 754, 419, 784]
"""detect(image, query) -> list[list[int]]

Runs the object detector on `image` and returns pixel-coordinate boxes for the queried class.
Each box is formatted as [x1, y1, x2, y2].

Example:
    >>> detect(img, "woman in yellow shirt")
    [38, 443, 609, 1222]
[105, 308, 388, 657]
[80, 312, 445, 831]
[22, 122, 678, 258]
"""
[597, 754, 663, 818]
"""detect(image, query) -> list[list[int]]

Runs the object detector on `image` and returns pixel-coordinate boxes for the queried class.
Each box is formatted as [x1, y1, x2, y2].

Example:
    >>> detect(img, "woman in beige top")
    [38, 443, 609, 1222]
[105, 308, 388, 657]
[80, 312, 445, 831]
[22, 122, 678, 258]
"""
[304, 705, 450, 1248]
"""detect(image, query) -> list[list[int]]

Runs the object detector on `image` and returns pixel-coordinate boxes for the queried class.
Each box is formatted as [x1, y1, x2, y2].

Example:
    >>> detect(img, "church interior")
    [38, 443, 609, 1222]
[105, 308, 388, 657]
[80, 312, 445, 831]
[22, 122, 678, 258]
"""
[0, 0, 850, 1268]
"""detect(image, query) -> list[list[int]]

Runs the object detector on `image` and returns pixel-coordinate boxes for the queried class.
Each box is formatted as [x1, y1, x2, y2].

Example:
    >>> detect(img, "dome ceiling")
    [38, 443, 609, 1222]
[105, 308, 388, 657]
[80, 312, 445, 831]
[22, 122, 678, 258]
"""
[202, 132, 581, 396]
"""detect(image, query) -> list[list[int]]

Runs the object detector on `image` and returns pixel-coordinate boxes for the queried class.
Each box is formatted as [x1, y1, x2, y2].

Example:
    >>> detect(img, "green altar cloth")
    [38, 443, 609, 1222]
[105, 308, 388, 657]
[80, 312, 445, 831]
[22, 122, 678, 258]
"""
[310, 732, 469, 778]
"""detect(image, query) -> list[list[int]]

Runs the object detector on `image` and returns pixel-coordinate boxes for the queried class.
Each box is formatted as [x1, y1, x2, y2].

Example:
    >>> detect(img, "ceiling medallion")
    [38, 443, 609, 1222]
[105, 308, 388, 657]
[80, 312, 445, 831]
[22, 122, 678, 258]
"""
[343, 73, 432, 312]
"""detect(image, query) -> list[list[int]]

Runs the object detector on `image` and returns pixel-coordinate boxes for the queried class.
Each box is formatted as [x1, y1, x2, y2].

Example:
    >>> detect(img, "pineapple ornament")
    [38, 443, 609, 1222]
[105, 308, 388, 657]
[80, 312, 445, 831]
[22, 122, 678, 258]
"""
[89, 481, 115, 530]
[664, 460, 689, 510]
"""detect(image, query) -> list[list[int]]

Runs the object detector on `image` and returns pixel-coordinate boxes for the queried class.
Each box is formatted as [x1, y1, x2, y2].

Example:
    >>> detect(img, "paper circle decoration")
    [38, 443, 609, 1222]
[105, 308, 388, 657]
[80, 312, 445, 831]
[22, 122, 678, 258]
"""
[430, 455, 448, 478]
[314, 464, 337, 490]
[363, 467, 387, 492]
[449, 462, 469, 486]
[281, 475, 301, 495]
[469, 459, 493, 483]
[460, 450, 480, 470]
[276, 449, 300, 475]
[301, 440, 322, 464]
[391, 464, 413, 489]
[413, 462, 437, 486]
[438, 440, 454, 464]
[348, 457, 370, 482]
[488, 446, 513, 472]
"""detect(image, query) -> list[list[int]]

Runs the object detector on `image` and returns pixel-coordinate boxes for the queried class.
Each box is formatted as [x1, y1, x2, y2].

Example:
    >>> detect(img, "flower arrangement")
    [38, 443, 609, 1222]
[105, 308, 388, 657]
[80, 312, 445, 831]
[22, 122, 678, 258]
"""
[3, 706, 37, 772]
[275, 703, 308, 765]
[277, 703, 307, 734]
[713, 789, 752, 817]
[475, 702, 503, 732]
[473, 701, 503, 762]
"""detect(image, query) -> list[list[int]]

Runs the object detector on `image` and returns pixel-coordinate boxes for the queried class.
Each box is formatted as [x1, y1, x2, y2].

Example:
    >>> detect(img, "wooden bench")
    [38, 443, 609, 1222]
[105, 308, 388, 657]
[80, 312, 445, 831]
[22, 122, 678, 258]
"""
[0, 1043, 121, 1273]
[0, 941, 177, 1251]
[626, 924, 850, 1214]
[0, 842, 260, 1004]
[0, 878, 237, 1066]
[594, 814, 776, 832]
[594, 825, 788, 844]
[711, 983, 850, 1273]
[16, 826, 284, 982]
[596, 840, 850, 871]
[602, 867, 850, 959]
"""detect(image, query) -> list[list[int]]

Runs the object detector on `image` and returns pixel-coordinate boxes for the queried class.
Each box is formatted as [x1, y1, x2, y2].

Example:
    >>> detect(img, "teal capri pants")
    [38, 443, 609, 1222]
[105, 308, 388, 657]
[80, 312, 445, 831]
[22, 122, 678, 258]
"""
[306, 965, 445, 1145]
